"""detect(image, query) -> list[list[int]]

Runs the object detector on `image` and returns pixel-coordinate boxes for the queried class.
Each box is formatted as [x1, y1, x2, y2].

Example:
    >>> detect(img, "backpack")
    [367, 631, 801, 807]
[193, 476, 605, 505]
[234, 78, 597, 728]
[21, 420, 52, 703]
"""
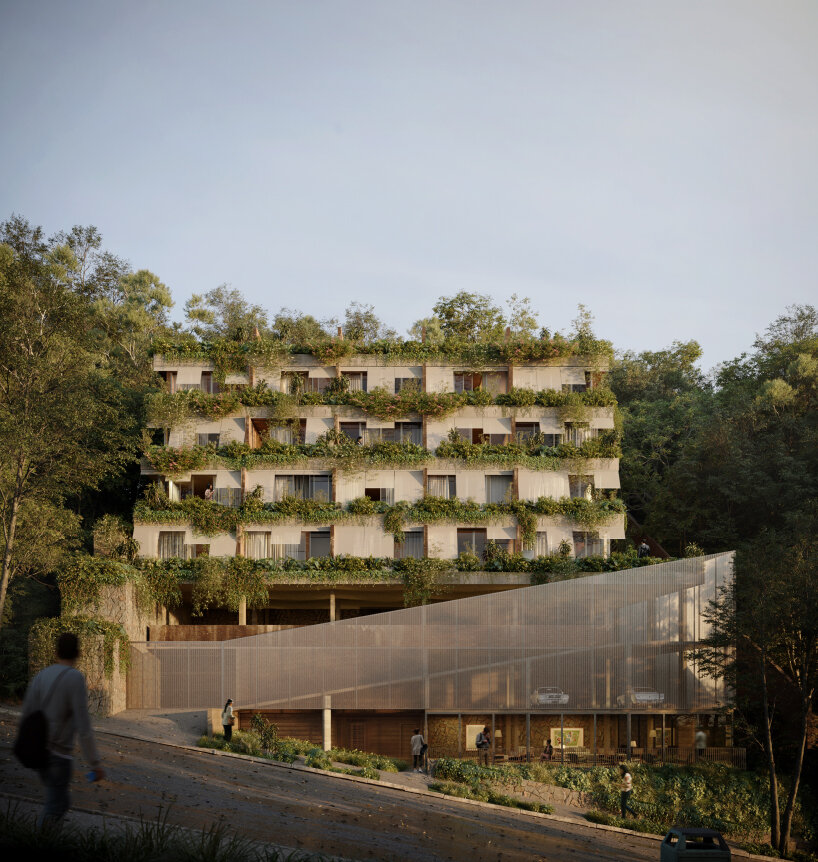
[476, 732, 486, 748]
[14, 668, 70, 769]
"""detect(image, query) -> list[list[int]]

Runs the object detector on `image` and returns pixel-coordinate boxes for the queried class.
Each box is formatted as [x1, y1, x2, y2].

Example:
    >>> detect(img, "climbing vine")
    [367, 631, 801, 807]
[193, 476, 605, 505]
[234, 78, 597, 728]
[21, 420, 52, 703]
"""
[29, 615, 131, 678]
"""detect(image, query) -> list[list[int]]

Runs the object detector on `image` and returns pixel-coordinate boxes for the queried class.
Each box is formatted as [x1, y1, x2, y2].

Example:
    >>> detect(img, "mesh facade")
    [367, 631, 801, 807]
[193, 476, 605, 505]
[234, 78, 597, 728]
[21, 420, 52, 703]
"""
[128, 553, 732, 714]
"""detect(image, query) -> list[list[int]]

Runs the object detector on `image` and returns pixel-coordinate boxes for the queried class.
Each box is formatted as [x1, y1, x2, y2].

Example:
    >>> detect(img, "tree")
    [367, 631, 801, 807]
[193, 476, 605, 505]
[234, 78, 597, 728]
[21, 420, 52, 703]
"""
[696, 521, 818, 855]
[505, 294, 539, 338]
[432, 291, 506, 341]
[343, 302, 396, 343]
[185, 285, 269, 339]
[608, 341, 710, 546]
[270, 307, 330, 343]
[0, 217, 138, 628]
[407, 316, 444, 345]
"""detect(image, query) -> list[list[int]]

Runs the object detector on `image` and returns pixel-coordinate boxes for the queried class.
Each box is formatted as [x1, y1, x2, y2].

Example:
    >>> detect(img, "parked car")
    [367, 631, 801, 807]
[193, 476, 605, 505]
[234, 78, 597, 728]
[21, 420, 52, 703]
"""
[529, 686, 569, 706]
[617, 686, 665, 707]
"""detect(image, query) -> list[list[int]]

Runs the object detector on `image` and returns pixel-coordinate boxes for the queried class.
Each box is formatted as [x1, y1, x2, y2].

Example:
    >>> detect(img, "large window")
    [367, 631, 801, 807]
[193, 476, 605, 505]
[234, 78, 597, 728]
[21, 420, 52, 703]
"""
[245, 531, 270, 560]
[158, 531, 185, 560]
[564, 423, 594, 447]
[197, 433, 220, 446]
[485, 474, 513, 504]
[569, 475, 594, 499]
[274, 474, 332, 502]
[535, 531, 548, 556]
[341, 371, 367, 392]
[456, 427, 508, 446]
[364, 487, 395, 504]
[306, 530, 331, 559]
[457, 528, 487, 558]
[394, 377, 420, 394]
[573, 531, 605, 558]
[427, 475, 456, 499]
[453, 371, 507, 394]
[395, 529, 423, 560]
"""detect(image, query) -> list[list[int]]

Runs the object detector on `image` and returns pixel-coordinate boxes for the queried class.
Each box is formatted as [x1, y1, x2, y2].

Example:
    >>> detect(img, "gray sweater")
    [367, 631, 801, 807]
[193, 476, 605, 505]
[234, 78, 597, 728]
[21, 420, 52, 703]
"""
[21, 663, 101, 766]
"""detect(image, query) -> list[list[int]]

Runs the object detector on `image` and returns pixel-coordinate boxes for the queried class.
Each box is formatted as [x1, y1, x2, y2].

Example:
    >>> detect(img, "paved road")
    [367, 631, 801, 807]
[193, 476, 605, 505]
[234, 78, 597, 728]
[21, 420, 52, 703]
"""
[0, 720, 659, 861]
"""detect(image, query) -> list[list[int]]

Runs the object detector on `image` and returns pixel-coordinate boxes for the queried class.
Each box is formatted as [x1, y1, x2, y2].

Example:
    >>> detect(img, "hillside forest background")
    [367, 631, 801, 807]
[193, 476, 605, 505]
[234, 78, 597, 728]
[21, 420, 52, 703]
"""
[1, 217, 816, 850]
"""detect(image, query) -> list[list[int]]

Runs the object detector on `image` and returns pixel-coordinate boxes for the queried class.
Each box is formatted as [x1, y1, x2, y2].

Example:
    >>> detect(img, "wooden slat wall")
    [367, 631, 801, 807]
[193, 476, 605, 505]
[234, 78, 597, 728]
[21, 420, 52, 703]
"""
[237, 710, 324, 745]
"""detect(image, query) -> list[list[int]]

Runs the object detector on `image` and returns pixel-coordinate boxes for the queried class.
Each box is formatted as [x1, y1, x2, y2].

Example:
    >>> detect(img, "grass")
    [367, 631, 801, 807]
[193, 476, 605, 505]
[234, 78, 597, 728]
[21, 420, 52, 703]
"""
[0, 803, 336, 861]
[428, 780, 553, 814]
[197, 731, 408, 775]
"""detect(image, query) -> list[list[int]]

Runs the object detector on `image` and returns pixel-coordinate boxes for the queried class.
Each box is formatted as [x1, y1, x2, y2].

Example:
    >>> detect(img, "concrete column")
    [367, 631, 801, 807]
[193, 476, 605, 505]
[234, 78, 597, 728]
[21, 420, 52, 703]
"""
[238, 597, 247, 626]
[329, 592, 336, 622]
[322, 695, 332, 751]
[627, 713, 632, 759]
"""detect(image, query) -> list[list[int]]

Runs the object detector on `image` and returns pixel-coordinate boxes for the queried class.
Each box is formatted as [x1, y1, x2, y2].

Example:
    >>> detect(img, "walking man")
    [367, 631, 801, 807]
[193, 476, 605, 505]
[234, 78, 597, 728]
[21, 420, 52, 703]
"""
[410, 728, 425, 772]
[620, 764, 636, 819]
[20, 632, 105, 826]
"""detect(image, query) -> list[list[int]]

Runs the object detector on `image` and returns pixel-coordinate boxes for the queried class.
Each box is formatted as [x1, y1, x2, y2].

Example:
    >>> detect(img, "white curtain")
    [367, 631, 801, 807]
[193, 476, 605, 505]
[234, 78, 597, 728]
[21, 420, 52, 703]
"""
[158, 531, 185, 560]
[245, 531, 270, 560]
[485, 475, 513, 504]
[428, 476, 453, 498]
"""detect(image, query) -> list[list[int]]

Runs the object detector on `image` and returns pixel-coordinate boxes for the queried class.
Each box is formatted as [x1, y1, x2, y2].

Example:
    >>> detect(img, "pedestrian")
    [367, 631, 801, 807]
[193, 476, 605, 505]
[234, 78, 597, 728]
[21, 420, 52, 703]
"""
[695, 727, 707, 761]
[637, 539, 650, 558]
[410, 728, 426, 772]
[18, 632, 105, 826]
[222, 698, 235, 741]
[620, 764, 636, 819]
[540, 739, 554, 762]
[476, 725, 491, 766]
[204, 484, 213, 501]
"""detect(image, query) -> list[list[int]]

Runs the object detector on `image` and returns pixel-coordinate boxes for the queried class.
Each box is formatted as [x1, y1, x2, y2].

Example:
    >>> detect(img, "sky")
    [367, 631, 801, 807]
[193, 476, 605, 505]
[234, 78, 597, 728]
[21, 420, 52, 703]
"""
[1, 0, 817, 371]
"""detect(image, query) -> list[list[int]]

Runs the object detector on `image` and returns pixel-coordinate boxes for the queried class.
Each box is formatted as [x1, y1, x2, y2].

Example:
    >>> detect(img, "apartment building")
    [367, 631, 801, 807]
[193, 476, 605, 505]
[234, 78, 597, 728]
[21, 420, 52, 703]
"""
[135, 346, 625, 622]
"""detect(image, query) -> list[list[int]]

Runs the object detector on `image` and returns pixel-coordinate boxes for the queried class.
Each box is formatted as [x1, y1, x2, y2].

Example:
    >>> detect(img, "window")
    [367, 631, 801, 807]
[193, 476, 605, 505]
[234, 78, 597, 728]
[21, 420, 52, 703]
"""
[341, 371, 367, 392]
[197, 433, 220, 447]
[562, 372, 591, 394]
[158, 531, 185, 560]
[569, 475, 593, 499]
[396, 422, 422, 444]
[395, 529, 423, 560]
[535, 531, 548, 556]
[515, 423, 539, 443]
[245, 531, 270, 560]
[212, 488, 243, 507]
[482, 371, 508, 394]
[394, 377, 420, 394]
[306, 530, 331, 559]
[159, 371, 177, 393]
[485, 474, 513, 504]
[200, 371, 220, 394]
[427, 475, 456, 499]
[191, 544, 210, 559]
[282, 372, 330, 394]
[364, 487, 395, 504]
[564, 423, 593, 447]
[274, 475, 332, 502]
[456, 427, 503, 445]
[457, 528, 487, 558]
[573, 531, 605, 558]
[541, 433, 563, 447]
[453, 372, 481, 393]
[268, 420, 306, 445]
[340, 422, 366, 442]
[270, 537, 305, 561]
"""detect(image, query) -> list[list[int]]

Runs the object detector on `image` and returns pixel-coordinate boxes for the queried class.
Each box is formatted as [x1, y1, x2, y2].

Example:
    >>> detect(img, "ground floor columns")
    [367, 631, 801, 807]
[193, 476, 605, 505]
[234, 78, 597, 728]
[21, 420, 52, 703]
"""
[329, 592, 336, 622]
[323, 695, 332, 750]
[238, 597, 247, 626]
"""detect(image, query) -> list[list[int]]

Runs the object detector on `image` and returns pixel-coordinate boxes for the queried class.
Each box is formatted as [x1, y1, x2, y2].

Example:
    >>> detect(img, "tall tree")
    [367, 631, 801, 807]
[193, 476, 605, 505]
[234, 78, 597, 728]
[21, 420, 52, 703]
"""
[185, 285, 269, 339]
[432, 291, 506, 341]
[270, 307, 330, 342]
[505, 294, 539, 338]
[0, 217, 138, 627]
[696, 519, 818, 854]
[343, 302, 396, 343]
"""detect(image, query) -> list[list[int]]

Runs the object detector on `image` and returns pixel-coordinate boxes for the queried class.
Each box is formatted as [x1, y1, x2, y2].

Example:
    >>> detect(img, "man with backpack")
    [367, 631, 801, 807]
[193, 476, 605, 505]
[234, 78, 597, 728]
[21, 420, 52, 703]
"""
[476, 726, 492, 766]
[16, 632, 105, 825]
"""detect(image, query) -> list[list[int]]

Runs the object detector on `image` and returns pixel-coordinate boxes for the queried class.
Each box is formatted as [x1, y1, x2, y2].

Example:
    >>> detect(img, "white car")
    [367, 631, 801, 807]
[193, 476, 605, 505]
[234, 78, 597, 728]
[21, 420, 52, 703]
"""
[529, 686, 570, 706]
[617, 686, 665, 707]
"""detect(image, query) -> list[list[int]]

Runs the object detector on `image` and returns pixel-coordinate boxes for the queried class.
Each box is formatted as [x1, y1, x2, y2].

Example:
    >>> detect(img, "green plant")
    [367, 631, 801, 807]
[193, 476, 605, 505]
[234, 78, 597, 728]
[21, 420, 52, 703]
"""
[29, 615, 130, 678]
[250, 713, 279, 750]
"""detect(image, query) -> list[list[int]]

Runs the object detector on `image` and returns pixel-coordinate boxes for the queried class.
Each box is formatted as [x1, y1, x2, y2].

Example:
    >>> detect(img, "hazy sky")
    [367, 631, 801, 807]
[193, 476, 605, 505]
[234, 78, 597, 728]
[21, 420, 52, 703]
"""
[2, 1, 816, 370]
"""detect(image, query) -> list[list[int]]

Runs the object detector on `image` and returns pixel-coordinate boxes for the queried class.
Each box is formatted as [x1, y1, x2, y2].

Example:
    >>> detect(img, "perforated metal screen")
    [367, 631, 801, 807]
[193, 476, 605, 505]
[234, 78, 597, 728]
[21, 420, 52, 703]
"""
[128, 553, 732, 714]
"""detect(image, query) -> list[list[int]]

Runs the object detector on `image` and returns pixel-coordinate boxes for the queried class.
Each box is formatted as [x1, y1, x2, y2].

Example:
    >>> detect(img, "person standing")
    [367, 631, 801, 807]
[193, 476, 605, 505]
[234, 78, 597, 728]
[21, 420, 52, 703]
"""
[19, 632, 105, 826]
[476, 726, 491, 766]
[637, 540, 650, 559]
[410, 728, 425, 772]
[695, 727, 707, 761]
[222, 698, 235, 741]
[620, 764, 636, 819]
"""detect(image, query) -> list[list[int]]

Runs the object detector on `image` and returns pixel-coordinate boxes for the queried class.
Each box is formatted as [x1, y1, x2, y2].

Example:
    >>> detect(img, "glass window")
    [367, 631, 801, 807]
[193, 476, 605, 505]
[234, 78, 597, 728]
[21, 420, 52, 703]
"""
[245, 531, 270, 560]
[535, 531, 548, 556]
[307, 531, 331, 559]
[341, 372, 367, 392]
[457, 528, 486, 558]
[486, 475, 513, 504]
[274, 475, 332, 502]
[395, 530, 424, 560]
[394, 377, 420, 394]
[396, 422, 422, 445]
[158, 531, 185, 560]
[515, 423, 539, 442]
[569, 475, 594, 499]
[428, 475, 456, 499]
[573, 531, 605, 558]
[197, 433, 220, 447]
[482, 371, 508, 394]
[453, 372, 482, 393]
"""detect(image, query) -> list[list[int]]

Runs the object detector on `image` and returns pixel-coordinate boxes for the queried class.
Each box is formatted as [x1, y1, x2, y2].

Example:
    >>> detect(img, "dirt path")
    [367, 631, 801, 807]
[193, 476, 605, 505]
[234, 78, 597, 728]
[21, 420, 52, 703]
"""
[1, 714, 668, 862]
